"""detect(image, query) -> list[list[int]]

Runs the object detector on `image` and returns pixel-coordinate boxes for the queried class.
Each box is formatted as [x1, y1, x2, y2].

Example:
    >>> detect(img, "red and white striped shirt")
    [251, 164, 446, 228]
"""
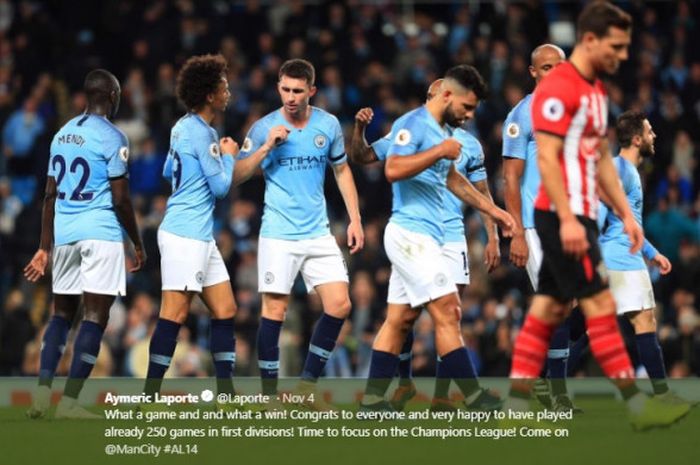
[531, 61, 608, 220]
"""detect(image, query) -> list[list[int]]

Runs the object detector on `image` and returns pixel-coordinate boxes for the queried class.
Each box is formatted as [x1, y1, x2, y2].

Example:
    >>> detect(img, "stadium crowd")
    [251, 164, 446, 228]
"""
[1, 0, 699, 380]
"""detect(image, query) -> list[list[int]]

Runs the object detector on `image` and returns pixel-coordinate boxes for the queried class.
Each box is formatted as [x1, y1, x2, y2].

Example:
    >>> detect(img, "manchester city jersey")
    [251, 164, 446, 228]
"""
[160, 113, 235, 242]
[49, 114, 129, 246]
[502, 94, 539, 229]
[386, 106, 453, 244]
[599, 155, 658, 270]
[238, 106, 346, 240]
[443, 127, 487, 243]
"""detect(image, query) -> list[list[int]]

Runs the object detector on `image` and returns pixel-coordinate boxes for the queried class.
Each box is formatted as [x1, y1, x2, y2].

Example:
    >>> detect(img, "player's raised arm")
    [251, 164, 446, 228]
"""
[233, 124, 290, 186]
[446, 165, 514, 236]
[349, 107, 379, 165]
[23, 176, 57, 282]
[195, 135, 236, 198]
[596, 138, 643, 254]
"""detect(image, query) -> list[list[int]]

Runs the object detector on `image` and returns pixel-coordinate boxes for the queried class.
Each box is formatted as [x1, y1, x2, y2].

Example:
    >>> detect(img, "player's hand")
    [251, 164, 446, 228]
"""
[265, 125, 290, 149]
[560, 216, 589, 258]
[355, 108, 373, 127]
[491, 207, 515, 238]
[651, 253, 672, 275]
[484, 238, 501, 273]
[439, 138, 461, 160]
[509, 231, 529, 268]
[347, 218, 365, 254]
[220, 137, 239, 156]
[129, 246, 146, 273]
[24, 249, 49, 282]
[623, 217, 644, 255]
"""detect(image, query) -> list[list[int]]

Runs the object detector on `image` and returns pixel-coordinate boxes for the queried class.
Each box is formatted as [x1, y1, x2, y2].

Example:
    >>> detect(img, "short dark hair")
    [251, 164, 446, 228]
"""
[577, 1, 632, 41]
[84, 69, 119, 104]
[616, 110, 646, 148]
[279, 59, 315, 85]
[444, 65, 487, 100]
[176, 54, 227, 111]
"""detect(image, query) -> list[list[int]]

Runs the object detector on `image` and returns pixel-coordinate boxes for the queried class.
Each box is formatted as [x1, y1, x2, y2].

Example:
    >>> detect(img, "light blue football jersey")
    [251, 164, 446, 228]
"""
[160, 113, 235, 242]
[372, 121, 486, 243]
[238, 106, 346, 240]
[386, 106, 453, 244]
[48, 114, 129, 246]
[371, 131, 392, 162]
[502, 94, 539, 229]
[599, 155, 658, 270]
[443, 127, 487, 243]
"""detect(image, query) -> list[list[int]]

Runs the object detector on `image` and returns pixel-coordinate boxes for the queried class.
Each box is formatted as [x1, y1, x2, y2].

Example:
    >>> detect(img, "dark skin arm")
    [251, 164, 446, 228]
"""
[349, 107, 379, 165]
[110, 177, 146, 272]
[23, 177, 57, 281]
[503, 157, 528, 267]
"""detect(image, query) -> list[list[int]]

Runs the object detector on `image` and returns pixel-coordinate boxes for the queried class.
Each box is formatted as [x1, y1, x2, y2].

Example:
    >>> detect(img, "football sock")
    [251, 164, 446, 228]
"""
[363, 350, 399, 402]
[210, 318, 236, 395]
[586, 314, 639, 399]
[144, 318, 181, 397]
[433, 356, 450, 399]
[635, 331, 668, 395]
[440, 347, 479, 398]
[567, 333, 589, 376]
[39, 315, 71, 387]
[547, 319, 570, 396]
[257, 317, 282, 395]
[63, 321, 103, 399]
[302, 313, 345, 381]
[510, 314, 555, 397]
[397, 330, 414, 386]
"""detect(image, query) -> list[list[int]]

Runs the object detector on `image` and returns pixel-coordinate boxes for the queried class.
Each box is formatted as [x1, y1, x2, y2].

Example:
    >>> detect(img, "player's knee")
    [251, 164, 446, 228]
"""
[550, 304, 567, 324]
[433, 304, 461, 329]
[214, 303, 237, 320]
[261, 304, 286, 321]
[581, 290, 616, 318]
[631, 310, 657, 333]
[83, 310, 109, 328]
[324, 295, 351, 318]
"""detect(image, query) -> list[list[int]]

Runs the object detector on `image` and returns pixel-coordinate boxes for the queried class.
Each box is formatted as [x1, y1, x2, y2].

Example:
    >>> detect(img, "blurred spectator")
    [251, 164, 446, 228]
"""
[0, 289, 35, 375]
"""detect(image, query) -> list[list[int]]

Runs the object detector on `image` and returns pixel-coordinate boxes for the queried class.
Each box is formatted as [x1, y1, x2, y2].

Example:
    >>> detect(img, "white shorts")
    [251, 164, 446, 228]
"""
[442, 240, 470, 286]
[608, 269, 655, 314]
[258, 235, 348, 294]
[53, 240, 125, 296]
[158, 229, 230, 292]
[385, 222, 457, 307]
[525, 228, 544, 290]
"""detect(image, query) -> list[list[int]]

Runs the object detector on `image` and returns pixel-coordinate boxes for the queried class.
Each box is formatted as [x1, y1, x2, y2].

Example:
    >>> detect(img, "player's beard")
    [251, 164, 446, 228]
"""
[443, 103, 464, 128]
[640, 140, 654, 158]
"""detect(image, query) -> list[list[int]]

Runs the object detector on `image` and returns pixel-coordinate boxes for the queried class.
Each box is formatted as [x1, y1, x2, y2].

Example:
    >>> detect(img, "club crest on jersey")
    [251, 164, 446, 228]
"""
[209, 143, 220, 158]
[118, 146, 129, 162]
[395, 129, 411, 146]
[242, 137, 252, 152]
[506, 123, 520, 138]
[542, 97, 565, 122]
[314, 135, 327, 148]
